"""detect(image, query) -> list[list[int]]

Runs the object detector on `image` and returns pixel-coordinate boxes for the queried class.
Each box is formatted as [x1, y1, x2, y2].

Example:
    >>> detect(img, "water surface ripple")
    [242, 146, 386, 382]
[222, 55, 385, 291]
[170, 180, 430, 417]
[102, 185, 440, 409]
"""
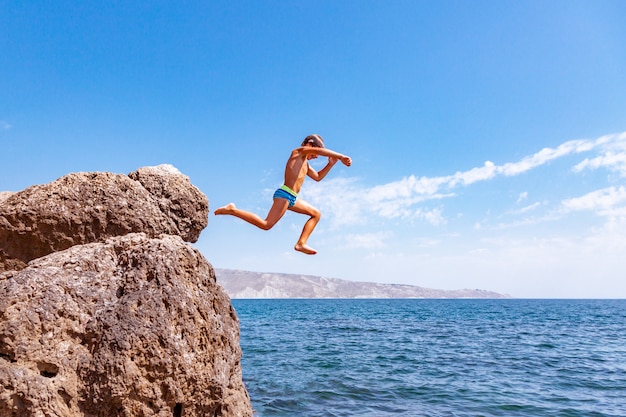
[234, 299, 626, 416]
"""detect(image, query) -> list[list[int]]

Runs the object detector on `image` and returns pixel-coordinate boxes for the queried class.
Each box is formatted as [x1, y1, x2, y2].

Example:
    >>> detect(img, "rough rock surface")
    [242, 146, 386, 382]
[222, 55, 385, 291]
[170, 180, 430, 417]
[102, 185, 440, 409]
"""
[0, 166, 250, 416]
[0, 165, 208, 273]
[0, 192, 14, 204]
[127, 165, 208, 243]
[0, 233, 252, 417]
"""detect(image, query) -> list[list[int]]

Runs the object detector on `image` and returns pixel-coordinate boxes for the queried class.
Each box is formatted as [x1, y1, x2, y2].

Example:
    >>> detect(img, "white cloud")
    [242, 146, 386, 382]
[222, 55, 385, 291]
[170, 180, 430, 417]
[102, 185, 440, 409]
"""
[561, 186, 626, 215]
[304, 131, 626, 229]
[574, 153, 626, 176]
[0, 121, 12, 130]
[511, 201, 542, 215]
[497, 133, 626, 176]
[419, 207, 446, 226]
[449, 161, 497, 186]
[341, 231, 394, 249]
[572, 132, 626, 176]
[374, 132, 625, 198]
[302, 178, 367, 227]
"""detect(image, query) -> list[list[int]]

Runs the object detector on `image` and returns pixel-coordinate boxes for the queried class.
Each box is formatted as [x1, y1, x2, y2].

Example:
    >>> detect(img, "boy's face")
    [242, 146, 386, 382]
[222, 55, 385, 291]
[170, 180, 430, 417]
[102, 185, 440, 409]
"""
[305, 143, 319, 160]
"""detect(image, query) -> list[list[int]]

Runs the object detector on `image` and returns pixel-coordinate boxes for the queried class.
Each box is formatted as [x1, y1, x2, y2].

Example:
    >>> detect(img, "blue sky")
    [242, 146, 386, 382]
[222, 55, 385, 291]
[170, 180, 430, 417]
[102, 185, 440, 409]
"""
[2, 1, 626, 297]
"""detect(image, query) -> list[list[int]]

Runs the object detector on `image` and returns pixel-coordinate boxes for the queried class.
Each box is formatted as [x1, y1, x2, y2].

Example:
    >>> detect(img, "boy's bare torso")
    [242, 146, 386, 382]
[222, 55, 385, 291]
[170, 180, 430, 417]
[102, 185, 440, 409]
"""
[283, 149, 310, 193]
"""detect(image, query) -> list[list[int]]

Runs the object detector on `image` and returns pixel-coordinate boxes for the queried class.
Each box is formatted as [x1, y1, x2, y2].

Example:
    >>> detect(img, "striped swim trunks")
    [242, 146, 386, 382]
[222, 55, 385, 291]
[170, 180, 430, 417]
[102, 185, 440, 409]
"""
[273, 184, 298, 207]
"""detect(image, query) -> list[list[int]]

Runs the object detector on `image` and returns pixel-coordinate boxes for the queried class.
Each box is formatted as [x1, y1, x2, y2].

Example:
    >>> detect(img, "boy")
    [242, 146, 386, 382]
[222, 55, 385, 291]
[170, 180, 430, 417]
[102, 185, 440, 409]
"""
[214, 134, 352, 255]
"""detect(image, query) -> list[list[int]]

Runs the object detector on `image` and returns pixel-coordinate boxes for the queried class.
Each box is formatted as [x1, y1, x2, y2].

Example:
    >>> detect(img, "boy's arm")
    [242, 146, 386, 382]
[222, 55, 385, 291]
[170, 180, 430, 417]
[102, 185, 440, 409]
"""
[305, 154, 352, 183]
[307, 158, 338, 182]
[297, 147, 352, 166]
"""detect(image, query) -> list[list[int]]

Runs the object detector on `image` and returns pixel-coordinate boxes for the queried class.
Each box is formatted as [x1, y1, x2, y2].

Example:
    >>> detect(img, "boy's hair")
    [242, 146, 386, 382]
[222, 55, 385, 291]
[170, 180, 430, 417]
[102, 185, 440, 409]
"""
[302, 134, 325, 148]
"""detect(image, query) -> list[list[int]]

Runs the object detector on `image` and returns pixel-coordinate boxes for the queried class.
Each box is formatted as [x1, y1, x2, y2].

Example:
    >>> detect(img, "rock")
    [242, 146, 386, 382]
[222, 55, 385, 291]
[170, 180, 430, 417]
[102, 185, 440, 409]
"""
[0, 233, 252, 417]
[0, 166, 208, 272]
[128, 165, 207, 243]
[0, 166, 251, 415]
[0, 192, 14, 204]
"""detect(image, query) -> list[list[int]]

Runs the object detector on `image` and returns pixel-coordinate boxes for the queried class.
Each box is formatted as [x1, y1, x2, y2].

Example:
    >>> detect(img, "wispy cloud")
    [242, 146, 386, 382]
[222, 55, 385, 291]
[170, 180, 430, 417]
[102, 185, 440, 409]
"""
[510, 202, 542, 215]
[497, 137, 597, 176]
[340, 231, 394, 249]
[0, 121, 12, 130]
[561, 186, 626, 216]
[304, 131, 626, 228]
[573, 134, 626, 177]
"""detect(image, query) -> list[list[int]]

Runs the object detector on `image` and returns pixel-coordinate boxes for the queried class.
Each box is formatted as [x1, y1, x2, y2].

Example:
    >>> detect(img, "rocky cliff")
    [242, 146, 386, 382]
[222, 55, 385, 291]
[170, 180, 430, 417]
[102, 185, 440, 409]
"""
[0, 165, 207, 273]
[0, 165, 252, 417]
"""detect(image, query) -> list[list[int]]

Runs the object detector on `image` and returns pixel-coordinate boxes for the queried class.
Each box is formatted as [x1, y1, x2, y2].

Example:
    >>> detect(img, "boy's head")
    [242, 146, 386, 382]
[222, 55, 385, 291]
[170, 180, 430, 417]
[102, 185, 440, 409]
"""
[302, 134, 325, 148]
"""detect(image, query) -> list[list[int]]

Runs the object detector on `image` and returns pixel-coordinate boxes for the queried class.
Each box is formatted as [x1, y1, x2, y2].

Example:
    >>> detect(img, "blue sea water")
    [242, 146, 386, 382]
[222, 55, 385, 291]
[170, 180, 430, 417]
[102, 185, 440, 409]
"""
[233, 299, 626, 417]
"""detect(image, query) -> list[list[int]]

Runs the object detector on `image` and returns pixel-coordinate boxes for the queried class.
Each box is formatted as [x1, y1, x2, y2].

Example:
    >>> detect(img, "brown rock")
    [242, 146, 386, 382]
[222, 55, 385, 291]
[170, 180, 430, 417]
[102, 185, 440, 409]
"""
[0, 233, 252, 417]
[0, 165, 208, 272]
[0, 192, 14, 204]
[128, 165, 208, 243]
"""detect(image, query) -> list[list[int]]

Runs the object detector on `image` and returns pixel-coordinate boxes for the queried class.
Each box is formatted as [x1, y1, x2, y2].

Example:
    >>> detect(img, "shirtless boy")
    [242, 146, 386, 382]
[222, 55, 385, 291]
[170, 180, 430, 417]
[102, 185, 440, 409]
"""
[214, 134, 352, 255]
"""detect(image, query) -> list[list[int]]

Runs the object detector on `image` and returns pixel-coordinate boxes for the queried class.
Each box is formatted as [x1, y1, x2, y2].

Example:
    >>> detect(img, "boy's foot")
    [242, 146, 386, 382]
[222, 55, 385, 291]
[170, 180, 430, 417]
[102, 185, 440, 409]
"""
[215, 203, 236, 215]
[295, 243, 317, 255]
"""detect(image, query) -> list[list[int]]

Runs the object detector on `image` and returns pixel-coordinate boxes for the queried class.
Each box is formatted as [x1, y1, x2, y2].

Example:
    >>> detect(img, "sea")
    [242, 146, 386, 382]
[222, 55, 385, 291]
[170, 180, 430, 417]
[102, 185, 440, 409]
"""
[232, 299, 626, 417]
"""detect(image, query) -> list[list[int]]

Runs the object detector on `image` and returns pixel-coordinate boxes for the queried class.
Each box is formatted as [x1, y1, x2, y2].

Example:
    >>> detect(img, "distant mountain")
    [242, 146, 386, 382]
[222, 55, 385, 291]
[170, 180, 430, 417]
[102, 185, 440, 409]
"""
[215, 269, 511, 299]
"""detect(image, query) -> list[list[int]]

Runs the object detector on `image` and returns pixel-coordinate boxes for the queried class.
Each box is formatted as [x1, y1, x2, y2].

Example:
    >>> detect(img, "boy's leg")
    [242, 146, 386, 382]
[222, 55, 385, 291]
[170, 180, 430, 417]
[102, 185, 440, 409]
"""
[288, 198, 321, 255]
[215, 199, 289, 230]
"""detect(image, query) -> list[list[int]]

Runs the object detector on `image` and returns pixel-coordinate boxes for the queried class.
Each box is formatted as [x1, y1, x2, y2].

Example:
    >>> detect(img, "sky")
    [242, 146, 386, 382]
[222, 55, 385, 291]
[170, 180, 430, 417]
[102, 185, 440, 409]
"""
[2, 1, 626, 298]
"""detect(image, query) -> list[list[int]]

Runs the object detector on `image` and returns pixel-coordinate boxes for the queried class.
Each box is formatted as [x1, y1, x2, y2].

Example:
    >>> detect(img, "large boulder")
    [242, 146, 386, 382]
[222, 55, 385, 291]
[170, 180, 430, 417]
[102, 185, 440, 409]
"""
[0, 233, 252, 417]
[0, 165, 208, 272]
[127, 165, 207, 242]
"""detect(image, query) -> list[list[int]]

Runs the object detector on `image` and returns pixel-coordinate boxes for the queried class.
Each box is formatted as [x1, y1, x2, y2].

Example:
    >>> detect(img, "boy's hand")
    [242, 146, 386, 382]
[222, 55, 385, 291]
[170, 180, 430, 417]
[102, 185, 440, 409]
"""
[341, 156, 352, 166]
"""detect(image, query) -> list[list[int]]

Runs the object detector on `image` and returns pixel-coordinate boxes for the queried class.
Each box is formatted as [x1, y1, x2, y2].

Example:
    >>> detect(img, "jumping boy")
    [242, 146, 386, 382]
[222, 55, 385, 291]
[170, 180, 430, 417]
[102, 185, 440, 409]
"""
[214, 134, 352, 255]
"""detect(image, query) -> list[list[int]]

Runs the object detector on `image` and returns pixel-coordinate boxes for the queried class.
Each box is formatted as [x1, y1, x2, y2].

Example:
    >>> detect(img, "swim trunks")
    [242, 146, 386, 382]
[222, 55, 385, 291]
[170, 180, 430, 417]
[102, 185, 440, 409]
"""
[273, 184, 298, 207]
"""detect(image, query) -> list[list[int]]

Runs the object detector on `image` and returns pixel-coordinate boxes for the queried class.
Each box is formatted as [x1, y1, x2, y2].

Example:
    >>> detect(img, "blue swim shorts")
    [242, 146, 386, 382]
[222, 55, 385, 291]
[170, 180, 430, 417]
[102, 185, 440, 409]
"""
[273, 185, 298, 207]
